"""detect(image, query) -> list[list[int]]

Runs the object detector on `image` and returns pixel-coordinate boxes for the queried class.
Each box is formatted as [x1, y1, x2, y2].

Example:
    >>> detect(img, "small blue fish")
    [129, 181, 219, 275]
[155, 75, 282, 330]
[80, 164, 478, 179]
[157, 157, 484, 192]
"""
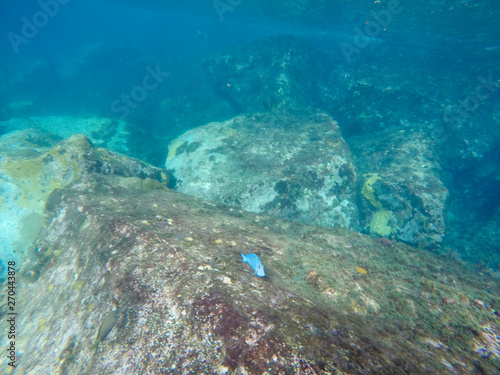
[241, 253, 265, 277]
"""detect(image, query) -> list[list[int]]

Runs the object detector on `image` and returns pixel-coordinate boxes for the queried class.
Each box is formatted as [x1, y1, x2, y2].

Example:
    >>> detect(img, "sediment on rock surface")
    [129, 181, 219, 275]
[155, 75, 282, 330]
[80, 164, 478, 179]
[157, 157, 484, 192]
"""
[11, 162, 500, 374]
[166, 110, 359, 231]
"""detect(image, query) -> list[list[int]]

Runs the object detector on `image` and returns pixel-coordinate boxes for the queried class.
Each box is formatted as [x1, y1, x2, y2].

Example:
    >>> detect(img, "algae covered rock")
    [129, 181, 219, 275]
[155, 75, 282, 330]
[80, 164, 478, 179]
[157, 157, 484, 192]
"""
[166, 110, 359, 230]
[350, 129, 448, 248]
[165, 110, 448, 248]
[11, 158, 500, 374]
[0, 129, 84, 273]
[0, 128, 169, 277]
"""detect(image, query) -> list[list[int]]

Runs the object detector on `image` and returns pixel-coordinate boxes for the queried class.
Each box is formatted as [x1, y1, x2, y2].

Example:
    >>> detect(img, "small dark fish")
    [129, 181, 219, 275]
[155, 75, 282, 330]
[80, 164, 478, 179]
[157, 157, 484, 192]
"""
[93, 309, 120, 350]
[241, 253, 265, 277]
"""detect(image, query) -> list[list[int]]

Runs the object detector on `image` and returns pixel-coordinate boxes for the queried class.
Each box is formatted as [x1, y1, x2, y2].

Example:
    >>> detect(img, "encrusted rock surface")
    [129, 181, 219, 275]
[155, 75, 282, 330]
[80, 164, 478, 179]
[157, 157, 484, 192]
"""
[8, 143, 500, 374]
[165, 111, 450, 248]
[166, 110, 359, 230]
[0, 129, 168, 275]
[350, 129, 449, 248]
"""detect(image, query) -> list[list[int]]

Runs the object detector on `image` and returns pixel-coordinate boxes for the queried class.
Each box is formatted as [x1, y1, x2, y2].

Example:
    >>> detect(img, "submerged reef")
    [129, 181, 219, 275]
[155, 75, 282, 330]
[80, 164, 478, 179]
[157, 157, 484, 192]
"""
[205, 35, 332, 114]
[7, 136, 500, 374]
[167, 110, 359, 230]
[165, 34, 452, 250]
[0, 116, 130, 156]
[166, 112, 449, 249]
[0, 127, 169, 276]
[350, 129, 449, 248]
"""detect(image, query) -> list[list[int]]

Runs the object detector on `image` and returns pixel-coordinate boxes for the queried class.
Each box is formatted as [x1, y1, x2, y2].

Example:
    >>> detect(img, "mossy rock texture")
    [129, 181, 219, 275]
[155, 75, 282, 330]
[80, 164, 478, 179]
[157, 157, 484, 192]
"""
[350, 129, 449, 248]
[167, 110, 359, 231]
[0, 128, 169, 274]
[12, 156, 500, 374]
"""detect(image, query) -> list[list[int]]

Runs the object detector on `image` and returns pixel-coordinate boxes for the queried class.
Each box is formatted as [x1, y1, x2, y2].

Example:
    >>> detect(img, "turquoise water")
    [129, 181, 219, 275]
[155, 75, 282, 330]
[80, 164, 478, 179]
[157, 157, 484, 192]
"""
[0, 3, 499, 371]
[1, 3, 499, 261]
[1, 0, 499, 277]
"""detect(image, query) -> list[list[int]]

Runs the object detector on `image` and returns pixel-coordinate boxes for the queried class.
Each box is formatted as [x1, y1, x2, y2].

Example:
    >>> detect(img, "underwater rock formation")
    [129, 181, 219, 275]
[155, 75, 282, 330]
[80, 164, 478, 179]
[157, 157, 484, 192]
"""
[9, 141, 500, 374]
[166, 110, 359, 230]
[349, 129, 448, 248]
[165, 111, 449, 248]
[0, 116, 131, 156]
[0, 128, 73, 276]
[0, 128, 168, 277]
[205, 35, 332, 113]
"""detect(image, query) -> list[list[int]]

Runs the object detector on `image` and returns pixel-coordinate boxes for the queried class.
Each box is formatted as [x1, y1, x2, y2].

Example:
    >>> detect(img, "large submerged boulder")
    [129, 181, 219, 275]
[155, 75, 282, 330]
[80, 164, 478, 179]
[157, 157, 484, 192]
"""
[0, 128, 168, 276]
[166, 110, 359, 230]
[8, 141, 500, 374]
[350, 129, 449, 248]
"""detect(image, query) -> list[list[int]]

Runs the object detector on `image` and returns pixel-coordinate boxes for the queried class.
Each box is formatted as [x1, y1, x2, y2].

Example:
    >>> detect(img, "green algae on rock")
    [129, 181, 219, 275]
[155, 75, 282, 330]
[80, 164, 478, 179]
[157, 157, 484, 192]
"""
[0, 129, 170, 276]
[351, 129, 448, 248]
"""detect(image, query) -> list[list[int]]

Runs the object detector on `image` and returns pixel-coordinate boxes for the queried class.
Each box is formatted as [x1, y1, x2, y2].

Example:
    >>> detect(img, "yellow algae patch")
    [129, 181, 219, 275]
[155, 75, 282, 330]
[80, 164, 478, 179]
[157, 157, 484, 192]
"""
[71, 280, 85, 291]
[215, 239, 223, 244]
[38, 317, 49, 331]
[2, 145, 81, 210]
[5, 365, 14, 374]
[350, 299, 367, 315]
[459, 293, 469, 304]
[361, 173, 382, 209]
[160, 171, 171, 187]
[167, 137, 189, 162]
[361, 173, 395, 236]
[3, 157, 53, 209]
[355, 266, 368, 274]
[326, 139, 340, 147]
[368, 209, 394, 237]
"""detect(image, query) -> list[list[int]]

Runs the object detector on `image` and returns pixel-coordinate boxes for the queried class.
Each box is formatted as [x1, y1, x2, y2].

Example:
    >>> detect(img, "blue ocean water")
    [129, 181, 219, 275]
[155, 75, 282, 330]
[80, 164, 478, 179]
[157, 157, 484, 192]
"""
[0, 0, 499, 273]
[0, 3, 500, 370]
[0, 3, 498, 244]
